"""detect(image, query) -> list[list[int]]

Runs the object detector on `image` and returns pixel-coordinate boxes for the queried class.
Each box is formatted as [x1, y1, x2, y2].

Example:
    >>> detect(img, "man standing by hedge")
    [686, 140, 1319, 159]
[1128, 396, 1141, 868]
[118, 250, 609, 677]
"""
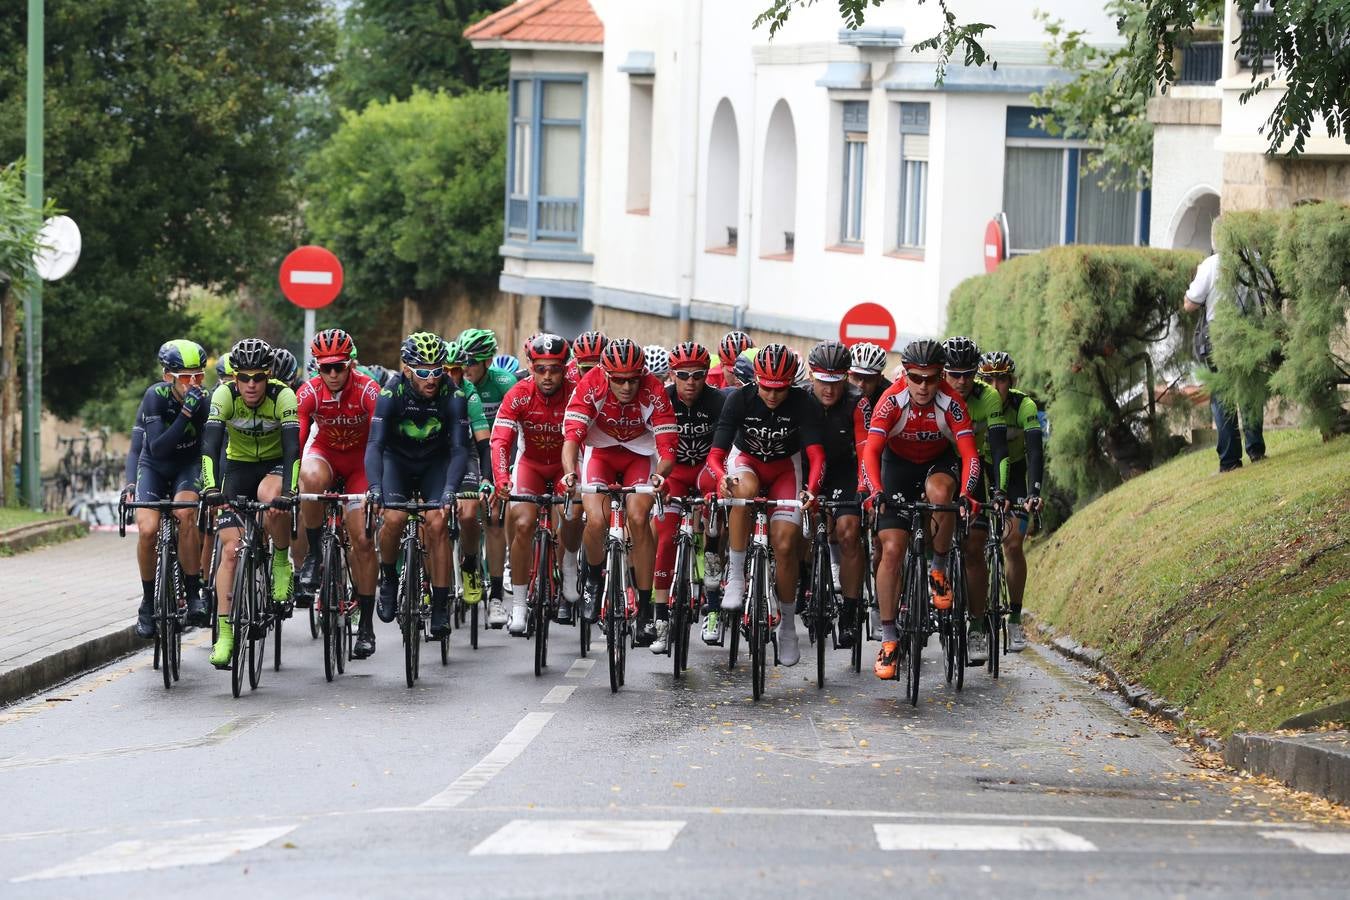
[1183, 219, 1266, 473]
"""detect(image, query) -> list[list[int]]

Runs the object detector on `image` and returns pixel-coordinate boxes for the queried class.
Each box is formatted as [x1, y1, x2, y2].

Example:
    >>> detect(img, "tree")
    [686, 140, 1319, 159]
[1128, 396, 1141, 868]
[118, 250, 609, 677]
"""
[0, 0, 336, 417]
[302, 89, 507, 339]
[755, 0, 1350, 157]
[332, 0, 510, 112]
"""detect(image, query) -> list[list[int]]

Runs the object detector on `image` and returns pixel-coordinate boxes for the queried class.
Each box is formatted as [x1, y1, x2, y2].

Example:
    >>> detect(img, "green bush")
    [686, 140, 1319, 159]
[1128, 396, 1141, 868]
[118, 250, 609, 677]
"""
[946, 245, 1203, 503]
[1210, 204, 1350, 437]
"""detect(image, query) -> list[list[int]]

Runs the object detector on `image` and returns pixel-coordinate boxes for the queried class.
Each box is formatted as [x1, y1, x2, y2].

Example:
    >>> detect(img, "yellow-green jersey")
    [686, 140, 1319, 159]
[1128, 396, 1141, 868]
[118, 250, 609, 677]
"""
[200, 379, 301, 494]
[986, 387, 1044, 498]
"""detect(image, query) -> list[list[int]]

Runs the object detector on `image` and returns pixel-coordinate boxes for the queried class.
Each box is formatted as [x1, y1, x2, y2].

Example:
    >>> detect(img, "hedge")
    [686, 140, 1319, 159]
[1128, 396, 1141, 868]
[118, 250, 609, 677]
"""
[946, 245, 1203, 503]
[1210, 203, 1350, 437]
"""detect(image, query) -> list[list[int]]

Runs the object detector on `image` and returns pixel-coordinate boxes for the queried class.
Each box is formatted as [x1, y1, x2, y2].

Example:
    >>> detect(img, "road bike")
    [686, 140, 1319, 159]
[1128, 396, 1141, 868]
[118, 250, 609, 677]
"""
[380, 498, 442, 688]
[581, 483, 660, 693]
[983, 496, 1029, 679]
[663, 494, 709, 679]
[119, 496, 203, 689]
[801, 497, 860, 689]
[209, 497, 291, 698]
[299, 491, 367, 682]
[503, 487, 573, 677]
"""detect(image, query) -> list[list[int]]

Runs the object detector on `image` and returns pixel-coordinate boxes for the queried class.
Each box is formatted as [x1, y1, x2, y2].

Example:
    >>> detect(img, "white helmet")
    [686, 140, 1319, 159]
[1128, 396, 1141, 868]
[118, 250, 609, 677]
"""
[643, 344, 671, 379]
[849, 341, 888, 375]
[793, 351, 810, 388]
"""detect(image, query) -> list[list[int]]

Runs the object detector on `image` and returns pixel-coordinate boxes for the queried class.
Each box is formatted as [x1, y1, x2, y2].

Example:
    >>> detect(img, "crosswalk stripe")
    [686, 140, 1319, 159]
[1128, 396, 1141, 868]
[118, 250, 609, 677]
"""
[12, 826, 296, 882]
[1260, 831, 1350, 854]
[874, 824, 1097, 852]
[470, 819, 685, 855]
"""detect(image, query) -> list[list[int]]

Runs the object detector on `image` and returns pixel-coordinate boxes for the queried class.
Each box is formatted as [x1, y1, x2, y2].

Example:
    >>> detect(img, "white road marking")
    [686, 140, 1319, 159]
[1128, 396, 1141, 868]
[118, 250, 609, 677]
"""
[844, 323, 891, 340]
[288, 269, 333, 285]
[875, 824, 1097, 852]
[1261, 831, 1350, 854]
[541, 685, 576, 704]
[0, 715, 267, 770]
[470, 819, 684, 856]
[564, 658, 594, 678]
[420, 712, 554, 809]
[12, 826, 296, 882]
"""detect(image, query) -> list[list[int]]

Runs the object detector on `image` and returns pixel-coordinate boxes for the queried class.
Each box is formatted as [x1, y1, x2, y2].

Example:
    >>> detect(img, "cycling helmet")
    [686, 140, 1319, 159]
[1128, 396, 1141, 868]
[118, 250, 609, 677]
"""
[599, 338, 644, 376]
[493, 353, 521, 376]
[364, 364, 392, 387]
[942, 335, 982, 372]
[230, 338, 273, 372]
[793, 354, 811, 388]
[401, 331, 448, 367]
[457, 328, 498, 362]
[719, 330, 754, 365]
[849, 341, 888, 375]
[157, 339, 206, 371]
[643, 345, 671, 379]
[306, 356, 318, 377]
[733, 347, 760, 386]
[900, 339, 945, 369]
[979, 350, 1016, 378]
[668, 341, 711, 370]
[753, 343, 797, 389]
[312, 328, 354, 364]
[270, 348, 301, 386]
[525, 333, 569, 364]
[807, 340, 851, 382]
[572, 330, 608, 364]
[216, 353, 233, 380]
[443, 340, 469, 368]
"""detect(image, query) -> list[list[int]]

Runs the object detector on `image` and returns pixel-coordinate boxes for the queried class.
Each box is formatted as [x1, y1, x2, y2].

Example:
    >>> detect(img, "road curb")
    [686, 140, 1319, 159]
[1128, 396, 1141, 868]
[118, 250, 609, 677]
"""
[0, 623, 143, 707]
[1225, 731, 1350, 807]
[0, 517, 89, 555]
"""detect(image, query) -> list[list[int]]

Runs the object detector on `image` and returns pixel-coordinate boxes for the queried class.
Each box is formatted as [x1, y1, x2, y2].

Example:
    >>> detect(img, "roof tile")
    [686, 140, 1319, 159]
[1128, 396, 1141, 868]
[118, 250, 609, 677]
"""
[465, 0, 603, 45]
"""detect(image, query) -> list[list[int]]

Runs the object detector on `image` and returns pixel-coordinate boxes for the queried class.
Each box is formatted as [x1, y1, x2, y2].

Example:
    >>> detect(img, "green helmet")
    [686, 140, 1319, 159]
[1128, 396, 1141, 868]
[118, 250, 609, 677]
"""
[444, 340, 469, 368]
[215, 352, 233, 380]
[158, 339, 206, 371]
[401, 331, 448, 367]
[456, 328, 498, 362]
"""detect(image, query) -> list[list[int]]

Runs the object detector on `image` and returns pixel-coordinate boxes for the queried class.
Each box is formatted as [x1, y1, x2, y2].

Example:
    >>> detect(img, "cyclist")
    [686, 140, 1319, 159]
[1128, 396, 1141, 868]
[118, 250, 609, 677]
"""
[492, 334, 585, 632]
[862, 339, 981, 680]
[709, 330, 753, 390]
[271, 348, 304, 392]
[805, 340, 868, 649]
[729, 346, 759, 395]
[707, 344, 825, 668]
[294, 329, 382, 658]
[493, 352, 523, 381]
[568, 329, 607, 382]
[652, 341, 724, 651]
[561, 338, 678, 643]
[200, 338, 301, 669]
[365, 333, 468, 638]
[980, 350, 1044, 653]
[125, 340, 210, 637]
[941, 335, 1002, 664]
[644, 344, 671, 385]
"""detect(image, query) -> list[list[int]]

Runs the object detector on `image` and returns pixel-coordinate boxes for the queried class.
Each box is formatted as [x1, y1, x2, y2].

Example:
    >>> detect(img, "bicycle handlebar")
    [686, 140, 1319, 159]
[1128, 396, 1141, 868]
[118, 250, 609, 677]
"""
[118, 498, 202, 539]
[578, 483, 660, 496]
[297, 492, 368, 503]
[718, 497, 804, 509]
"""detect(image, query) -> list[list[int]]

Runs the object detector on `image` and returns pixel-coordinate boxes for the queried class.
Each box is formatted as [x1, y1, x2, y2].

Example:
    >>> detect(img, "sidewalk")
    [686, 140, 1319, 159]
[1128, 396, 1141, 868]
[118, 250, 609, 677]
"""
[0, 532, 144, 705]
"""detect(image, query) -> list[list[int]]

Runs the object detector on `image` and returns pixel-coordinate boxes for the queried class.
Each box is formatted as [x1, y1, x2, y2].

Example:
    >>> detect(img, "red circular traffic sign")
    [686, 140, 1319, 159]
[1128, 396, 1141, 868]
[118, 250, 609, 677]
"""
[279, 245, 343, 309]
[983, 217, 1006, 273]
[839, 302, 896, 349]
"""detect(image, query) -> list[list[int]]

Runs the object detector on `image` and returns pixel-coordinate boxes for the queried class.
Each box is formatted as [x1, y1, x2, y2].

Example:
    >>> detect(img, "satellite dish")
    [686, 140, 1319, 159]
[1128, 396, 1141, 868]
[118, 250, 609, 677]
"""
[34, 215, 81, 282]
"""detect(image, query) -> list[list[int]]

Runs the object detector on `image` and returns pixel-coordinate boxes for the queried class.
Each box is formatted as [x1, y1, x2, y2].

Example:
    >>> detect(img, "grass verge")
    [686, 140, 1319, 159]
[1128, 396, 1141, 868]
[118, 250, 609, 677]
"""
[1028, 429, 1349, 737]
[0, 507, 65, 531]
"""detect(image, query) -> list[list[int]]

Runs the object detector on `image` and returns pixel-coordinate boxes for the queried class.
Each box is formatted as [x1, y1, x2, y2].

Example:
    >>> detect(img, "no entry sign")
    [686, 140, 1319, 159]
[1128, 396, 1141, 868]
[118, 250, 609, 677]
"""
[839, 302, 897, 349]
[280, 245, 343, 309]
[984, 215, 1007, 273]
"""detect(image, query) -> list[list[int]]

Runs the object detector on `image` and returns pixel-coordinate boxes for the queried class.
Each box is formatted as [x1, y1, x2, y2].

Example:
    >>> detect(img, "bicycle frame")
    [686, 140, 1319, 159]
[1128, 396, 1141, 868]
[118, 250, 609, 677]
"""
[299, 492, 365, 681]
[120, 497, 201, 688]
[381, 499, 440, 688]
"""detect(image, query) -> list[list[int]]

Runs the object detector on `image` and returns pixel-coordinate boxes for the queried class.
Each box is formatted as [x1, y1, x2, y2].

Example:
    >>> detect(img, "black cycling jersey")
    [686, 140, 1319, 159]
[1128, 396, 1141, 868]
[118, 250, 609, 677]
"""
[712, 384, 825, 462]
[125, 382, 209, 482]
[364, 374, 468, 497]
[811, 384, 865, 488]
[666, 383, 726, 466]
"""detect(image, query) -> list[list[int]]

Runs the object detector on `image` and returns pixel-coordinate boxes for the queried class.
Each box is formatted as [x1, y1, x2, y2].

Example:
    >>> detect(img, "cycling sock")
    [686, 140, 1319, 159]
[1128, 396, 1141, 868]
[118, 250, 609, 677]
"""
[585, 560, 603, 584]
[727, 550, 746, 582]
[380, 563, 396, 584]
[654, 601, 669, 621]
[305, 527, 321, 553]
[1009, 607, 1023, 624]
[778, 601, 796, 630]
[931, 551, 950, 576]
[356, 594, 374, 623]
[461, 554, 478, 572]
[881, 620, 898, 642]
[490, 576, 504, 599]
[431, 586, 449, 606]
[185, 574, 202, 598]
[273, 546, 289, 566]
[141, 580, 155, 605]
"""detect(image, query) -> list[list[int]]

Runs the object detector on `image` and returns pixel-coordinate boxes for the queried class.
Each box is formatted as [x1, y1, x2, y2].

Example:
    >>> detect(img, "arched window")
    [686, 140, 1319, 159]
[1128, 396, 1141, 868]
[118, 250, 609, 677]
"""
[760, 100, 797, 257]
[706, 98, 740, 250]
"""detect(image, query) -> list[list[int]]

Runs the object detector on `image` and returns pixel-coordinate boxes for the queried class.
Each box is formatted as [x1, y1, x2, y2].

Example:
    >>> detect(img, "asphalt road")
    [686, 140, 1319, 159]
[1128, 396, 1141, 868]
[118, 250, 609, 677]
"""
[1, 609, 1347, 898]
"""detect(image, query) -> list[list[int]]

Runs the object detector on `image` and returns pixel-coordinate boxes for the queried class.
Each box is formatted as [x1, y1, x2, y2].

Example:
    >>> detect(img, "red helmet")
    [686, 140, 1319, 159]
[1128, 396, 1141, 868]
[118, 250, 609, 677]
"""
[669, 341, 711, 369]
[525, 332, 569, 363]
[599, 338, 644, 376]
[312, 328, 355, 364]
[753, 343, 797, 389]
[719, 330, 754, 365]
[572, 330, 608, 364]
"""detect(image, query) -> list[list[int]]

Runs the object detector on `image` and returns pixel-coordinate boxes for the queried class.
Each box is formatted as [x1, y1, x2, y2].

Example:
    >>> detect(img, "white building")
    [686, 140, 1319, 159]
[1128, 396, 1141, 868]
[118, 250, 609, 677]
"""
[467, 0, 1141, 352]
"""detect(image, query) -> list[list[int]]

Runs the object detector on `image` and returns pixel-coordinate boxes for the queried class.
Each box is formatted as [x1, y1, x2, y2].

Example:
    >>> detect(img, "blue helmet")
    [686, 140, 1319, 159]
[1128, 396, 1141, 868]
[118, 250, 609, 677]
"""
[492, 353, 521, 376]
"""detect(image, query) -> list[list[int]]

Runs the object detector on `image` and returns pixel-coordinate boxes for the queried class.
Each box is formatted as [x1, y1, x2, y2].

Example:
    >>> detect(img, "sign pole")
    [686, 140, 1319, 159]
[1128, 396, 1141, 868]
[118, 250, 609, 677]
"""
[303, 308, 316, 374]
[22, 0, 44, 510]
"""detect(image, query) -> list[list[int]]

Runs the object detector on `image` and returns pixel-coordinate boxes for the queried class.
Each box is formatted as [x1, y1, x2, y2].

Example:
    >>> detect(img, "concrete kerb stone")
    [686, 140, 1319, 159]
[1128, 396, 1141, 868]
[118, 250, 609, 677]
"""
[0, 625, 143, 707]
[0, 517, 89, 554]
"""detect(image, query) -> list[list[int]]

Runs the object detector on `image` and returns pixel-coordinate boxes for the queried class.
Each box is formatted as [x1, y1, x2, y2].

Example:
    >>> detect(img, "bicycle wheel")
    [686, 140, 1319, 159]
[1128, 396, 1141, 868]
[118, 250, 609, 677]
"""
[229, 554, 250, 698]
[813, 545, 830, 689]
[249, 558, 267, 691]
[308, 592, 319, 639]
[670, 541, 688, 679]
[904, 554, 925, 707]
[749, 551, 767, 701]
[533, 541, 552, 677]
[319, 539, 338, 682]
[605, 547, 621, 693]
[157, 537, 175, 690]
[986, 542, 1003, 679]
[401, 538, 420, 689]
[952, 549, 968, 692]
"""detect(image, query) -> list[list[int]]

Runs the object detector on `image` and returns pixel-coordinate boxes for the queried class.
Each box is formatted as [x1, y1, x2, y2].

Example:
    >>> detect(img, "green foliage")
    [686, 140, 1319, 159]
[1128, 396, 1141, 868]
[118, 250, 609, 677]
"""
[1209, 205, 1350, 437]
[303, 88, 507, 335]
[947, 246, 1203, 502]
[0, 162, 49, 296]
[0, 0, 336, 417]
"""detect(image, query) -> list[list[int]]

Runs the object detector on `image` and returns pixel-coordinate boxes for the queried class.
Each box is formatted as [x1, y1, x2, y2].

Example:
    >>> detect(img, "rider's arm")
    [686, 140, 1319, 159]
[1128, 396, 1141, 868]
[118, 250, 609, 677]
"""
[647, 379, 680, 474]
[706, 386, 744, 484]
[465, 388, 492, 476]
[145, 388, 200, 459]
[363, 386, 395, 496]
[199, 383, 231, 492]
[124, 387, 151, 486]
[443, 390, 469, 500]
[1020, 395, 1045, 497]
[277, 387, 301, 495]
[295, 383, 314, 452]
[798, 393, 827, 496]
[489, 391, 519, 488]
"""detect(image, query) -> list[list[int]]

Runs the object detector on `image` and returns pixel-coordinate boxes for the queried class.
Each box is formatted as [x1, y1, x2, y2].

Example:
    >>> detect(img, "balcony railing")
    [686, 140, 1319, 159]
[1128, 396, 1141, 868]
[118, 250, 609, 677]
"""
[1237, 9, 1276, 69]
[1178, 41, 1222, 84]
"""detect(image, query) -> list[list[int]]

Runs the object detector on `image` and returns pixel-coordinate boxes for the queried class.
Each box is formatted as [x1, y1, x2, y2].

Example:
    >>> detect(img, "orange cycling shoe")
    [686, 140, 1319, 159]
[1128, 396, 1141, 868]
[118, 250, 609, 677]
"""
[929, 569, 952, 610]
[874, 641, 899, 679]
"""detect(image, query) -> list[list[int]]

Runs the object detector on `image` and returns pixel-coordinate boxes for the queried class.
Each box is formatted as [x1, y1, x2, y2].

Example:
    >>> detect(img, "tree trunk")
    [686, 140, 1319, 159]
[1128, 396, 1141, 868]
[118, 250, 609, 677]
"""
[0, 284, 18, 507]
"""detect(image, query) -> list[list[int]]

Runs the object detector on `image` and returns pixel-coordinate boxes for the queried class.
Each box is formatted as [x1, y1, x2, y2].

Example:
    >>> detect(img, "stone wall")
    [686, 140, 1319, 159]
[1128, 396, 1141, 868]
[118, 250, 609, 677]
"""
[401, 283, 539, 359]
[1222, 153, 1350, 212]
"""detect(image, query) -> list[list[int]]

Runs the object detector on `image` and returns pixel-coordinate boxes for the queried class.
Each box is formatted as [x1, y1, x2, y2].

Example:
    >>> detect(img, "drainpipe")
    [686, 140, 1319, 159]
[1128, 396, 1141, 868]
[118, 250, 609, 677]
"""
[737, 60, 758, 332]
[676, 0, 705, 340]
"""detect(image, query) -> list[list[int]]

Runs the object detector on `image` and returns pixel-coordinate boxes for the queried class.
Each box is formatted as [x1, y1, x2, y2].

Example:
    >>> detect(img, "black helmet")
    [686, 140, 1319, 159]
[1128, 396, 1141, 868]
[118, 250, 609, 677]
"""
[900, 339, 945, 368]
[270, 348, 301, 386]
[230, 338, 273, 372]
[942, 336, 981, 371]
[807, 340, 851, 381]
[979, 350, 1016, 378]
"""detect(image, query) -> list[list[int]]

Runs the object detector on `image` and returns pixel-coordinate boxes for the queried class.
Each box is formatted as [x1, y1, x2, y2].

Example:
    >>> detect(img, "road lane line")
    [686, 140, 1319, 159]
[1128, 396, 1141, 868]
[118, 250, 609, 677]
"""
[1260, 831, 1350, 854]
[565, 658, 594, 679]
[470, 820, 684, 855]
[875, 824, 1097, 852]
[420, 712, 555, 809]
[541, 685, 576, 704]
[12, 825, 296, 882]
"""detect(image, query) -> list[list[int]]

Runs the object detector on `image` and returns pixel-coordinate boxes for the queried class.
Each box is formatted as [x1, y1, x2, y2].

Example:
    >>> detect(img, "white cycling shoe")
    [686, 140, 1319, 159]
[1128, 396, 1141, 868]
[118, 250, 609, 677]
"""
[1008, 622, 1027, 652]
[649, 620, 670, 654]
[777, 620, 800, 667]
[561, 553, 581, 603]
[507, 603, 528, 636]
[720, 579, 744, 612]
[967, 629, 990, 664]
[488, 597, 508, 628]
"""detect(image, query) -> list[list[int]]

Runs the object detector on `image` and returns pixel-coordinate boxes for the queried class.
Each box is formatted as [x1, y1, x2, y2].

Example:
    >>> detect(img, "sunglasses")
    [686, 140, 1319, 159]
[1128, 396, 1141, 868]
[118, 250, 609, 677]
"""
[904, 370, 943, 386]
[673, 369, 707, 381]
[318, 362, 349, 375]
[235, 371, 269, 384]
[170, 371, 205, 384]
[410, 367, 444, 380]
[945, 369, 977, 378]
[608, 375, 641, 387]
[532, 364, 564, 376]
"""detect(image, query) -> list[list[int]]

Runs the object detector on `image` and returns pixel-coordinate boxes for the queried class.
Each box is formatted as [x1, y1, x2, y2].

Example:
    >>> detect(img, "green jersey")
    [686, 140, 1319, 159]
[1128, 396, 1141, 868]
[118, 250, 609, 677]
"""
[459, 381, 490, 435]
[987, 388, 1040, 465]
[207, 380, 299, 462]
[962, 380, 1004, 458]
[466, 365, 518, 427]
